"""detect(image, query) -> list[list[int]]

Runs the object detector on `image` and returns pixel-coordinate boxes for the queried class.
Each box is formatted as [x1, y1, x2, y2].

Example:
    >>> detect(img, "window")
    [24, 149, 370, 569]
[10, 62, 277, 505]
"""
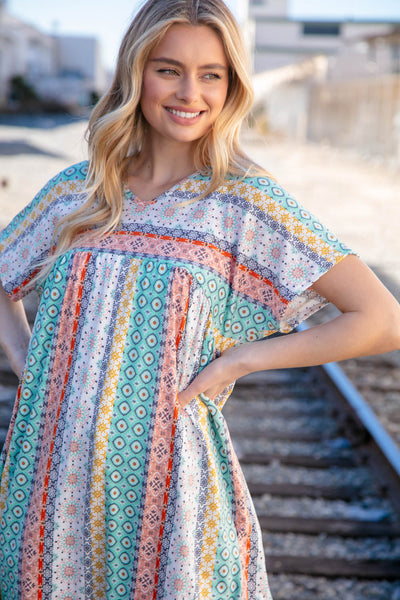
[302, 23, 341, 36]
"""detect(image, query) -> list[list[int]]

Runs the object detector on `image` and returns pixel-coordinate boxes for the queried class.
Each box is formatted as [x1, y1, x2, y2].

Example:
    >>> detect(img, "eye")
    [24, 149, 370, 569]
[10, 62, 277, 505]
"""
[203, 73, 222, 80]
[157, 68, 179, 76]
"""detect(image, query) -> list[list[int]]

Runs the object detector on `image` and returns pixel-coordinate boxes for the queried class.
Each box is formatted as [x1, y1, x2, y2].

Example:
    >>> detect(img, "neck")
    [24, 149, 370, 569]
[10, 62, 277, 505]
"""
[130, 135, 197, 187]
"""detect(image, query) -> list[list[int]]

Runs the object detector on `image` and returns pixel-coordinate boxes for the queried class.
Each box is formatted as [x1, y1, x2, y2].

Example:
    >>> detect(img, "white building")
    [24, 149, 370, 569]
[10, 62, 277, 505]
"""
[0, 1, 106, 107]
[35, 35, 106, 107]
[249, 1, 400, 163]
[0, 9, 56, 103]
[249, 0, 397, 74]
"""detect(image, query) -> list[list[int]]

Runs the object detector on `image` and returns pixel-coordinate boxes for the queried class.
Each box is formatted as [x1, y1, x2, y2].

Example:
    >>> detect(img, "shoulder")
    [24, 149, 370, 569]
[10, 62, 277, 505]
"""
[52, 160, 89, 183]
[28, 160, 89, 215]
[221, 172, 313, 219]
[213, 172, 303, 217]
[188, 170, 301, 216]
[222, 173, 291, 205]
[39, 160, 89, 199]
[0, 161, 89, 242]
[226, 173, 351, 256]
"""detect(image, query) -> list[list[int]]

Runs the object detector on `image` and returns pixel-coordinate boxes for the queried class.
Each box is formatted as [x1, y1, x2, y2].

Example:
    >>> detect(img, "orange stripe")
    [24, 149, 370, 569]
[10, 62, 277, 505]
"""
[152, 403, 179, 599]
[244, 525, 251, 599]
[37, 252, 90, 600]
[175, 289, 191, 350]
[112, 231, 289, 306]
[10, 267, 40, 299]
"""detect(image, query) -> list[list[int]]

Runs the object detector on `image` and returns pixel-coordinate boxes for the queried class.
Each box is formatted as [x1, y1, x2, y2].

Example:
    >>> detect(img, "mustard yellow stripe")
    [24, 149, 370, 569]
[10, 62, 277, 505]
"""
[198, 400, 220, 598]
[89, 259, 139, 598]
[0, 452, 11, 514]
[213, 326, 236, 354]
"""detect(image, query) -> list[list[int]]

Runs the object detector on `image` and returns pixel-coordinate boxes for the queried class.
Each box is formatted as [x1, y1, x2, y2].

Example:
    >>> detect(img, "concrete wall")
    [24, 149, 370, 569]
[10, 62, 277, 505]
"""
[41, 35, 105, 102]
[308, 75, 400, 162]
[256, 73, 400, 165]
[55, 36, 98, 80]
[264, 80, 310, 139]
[329, 35, 400, 80]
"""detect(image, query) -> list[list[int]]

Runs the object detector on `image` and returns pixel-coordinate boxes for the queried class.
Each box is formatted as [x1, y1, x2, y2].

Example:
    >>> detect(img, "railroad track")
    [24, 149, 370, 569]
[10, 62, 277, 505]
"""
[226, 363, 400, 599]
[0, 299, 399, 599]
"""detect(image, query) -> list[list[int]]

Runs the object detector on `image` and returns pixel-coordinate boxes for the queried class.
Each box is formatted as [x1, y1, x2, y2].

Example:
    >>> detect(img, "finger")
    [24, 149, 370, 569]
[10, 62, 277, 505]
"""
[177, 390, 194, 408]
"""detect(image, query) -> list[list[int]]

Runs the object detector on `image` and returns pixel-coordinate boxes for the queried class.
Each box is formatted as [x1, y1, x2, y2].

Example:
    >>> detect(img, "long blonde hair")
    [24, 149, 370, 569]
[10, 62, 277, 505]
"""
[42, 0, 261, 279]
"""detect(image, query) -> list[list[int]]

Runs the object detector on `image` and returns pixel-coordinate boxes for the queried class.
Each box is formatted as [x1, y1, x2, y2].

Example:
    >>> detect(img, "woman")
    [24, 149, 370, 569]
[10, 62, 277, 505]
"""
[0, 1, 399, 598]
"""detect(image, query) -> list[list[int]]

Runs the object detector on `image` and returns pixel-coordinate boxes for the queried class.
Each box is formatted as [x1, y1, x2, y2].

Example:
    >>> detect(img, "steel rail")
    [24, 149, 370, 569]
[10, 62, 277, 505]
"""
[297, 322, 400, 480]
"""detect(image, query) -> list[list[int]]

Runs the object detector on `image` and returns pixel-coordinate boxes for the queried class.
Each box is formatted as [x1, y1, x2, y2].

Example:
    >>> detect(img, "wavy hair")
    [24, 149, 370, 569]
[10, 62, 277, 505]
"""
[38, 0, 262, 282]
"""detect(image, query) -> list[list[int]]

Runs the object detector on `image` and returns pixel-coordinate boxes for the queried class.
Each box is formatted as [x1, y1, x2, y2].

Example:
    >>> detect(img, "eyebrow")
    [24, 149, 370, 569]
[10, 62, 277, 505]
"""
[151, 57, 228, 70]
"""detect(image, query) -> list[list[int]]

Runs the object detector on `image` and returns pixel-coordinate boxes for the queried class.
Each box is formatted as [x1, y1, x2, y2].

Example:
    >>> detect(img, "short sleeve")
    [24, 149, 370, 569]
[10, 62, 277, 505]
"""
[0, 161, 88, 300]
[220, 175, 356, 342]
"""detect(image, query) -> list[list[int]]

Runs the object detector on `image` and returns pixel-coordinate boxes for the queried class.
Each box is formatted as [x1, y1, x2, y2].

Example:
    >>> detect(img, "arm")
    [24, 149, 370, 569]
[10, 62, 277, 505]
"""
[178, 256, 400, 406]
[0, 283, 31, 379]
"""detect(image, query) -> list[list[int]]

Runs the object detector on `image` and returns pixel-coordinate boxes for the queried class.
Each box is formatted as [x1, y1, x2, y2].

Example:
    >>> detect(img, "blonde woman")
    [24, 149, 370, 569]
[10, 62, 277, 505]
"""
[0, 0, 399, 598]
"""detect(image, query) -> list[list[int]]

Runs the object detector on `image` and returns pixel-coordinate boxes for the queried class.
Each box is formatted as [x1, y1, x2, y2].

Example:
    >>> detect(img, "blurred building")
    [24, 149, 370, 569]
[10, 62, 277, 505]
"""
[34, 35, 105, 106]
[249, 0, 398, 74]
[0, 0, 106, 107]
[329, 27, 400, 80]
[249, 0, 400, 164]
[308, 28, 400, 162]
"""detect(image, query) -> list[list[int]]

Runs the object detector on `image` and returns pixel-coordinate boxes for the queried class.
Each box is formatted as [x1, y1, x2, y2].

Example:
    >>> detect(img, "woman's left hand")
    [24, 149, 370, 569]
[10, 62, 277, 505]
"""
[177, 346, 247, 408]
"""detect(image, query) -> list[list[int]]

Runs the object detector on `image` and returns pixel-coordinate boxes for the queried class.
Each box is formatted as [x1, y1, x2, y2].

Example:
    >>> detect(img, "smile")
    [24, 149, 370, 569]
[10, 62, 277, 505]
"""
[165, 107, 202, 119]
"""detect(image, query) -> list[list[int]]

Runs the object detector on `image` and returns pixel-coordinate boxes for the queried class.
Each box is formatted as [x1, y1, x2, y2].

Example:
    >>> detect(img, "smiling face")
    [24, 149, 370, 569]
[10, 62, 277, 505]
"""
[140, 24, 230, 151]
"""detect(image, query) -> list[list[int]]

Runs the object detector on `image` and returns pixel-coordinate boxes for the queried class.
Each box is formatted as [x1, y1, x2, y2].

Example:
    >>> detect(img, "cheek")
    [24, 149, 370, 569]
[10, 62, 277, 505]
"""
[140, 90, 153, 114]
[210, 86, 229, 113]
[140, 76, 163, 112]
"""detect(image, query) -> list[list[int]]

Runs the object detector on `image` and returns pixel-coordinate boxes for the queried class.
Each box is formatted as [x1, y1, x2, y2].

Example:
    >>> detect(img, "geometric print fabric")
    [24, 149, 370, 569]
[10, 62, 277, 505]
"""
[0, 161, 353, 599]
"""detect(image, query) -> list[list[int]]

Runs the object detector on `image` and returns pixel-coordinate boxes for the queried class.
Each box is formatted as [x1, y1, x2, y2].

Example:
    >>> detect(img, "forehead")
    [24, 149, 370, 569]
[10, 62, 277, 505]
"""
[150, 24, 228, 66]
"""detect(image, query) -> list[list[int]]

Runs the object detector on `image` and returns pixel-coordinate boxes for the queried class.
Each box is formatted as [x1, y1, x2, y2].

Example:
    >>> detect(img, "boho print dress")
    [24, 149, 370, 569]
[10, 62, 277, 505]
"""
[0, 161, 352, 599]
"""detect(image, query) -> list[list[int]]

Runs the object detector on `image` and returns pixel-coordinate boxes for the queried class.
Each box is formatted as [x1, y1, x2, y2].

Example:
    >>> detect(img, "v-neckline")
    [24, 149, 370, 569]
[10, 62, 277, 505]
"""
[124, 171, 198, 205]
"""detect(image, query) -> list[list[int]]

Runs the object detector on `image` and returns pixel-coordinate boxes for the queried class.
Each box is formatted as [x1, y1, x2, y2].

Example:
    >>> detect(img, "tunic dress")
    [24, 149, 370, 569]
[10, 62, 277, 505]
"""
[0, 161, 352, 600]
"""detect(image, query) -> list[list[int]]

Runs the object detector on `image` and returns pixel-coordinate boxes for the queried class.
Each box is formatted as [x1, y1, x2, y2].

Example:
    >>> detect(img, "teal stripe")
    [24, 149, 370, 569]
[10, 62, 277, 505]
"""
[199, 395, 243, 597]
[104, 258, 170, 594]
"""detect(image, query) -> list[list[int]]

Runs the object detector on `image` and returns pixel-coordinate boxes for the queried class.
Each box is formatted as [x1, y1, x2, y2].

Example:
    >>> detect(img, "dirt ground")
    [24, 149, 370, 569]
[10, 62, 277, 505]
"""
[0, 117, 88, 228]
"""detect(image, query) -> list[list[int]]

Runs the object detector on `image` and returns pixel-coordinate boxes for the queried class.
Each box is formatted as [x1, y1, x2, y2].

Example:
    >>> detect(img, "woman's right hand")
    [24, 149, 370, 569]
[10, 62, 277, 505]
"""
[177, 345, 250, 408]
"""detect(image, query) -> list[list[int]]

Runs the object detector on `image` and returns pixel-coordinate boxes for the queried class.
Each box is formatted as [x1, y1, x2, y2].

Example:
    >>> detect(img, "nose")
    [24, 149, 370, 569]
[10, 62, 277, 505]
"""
[176, 74, 199, 104]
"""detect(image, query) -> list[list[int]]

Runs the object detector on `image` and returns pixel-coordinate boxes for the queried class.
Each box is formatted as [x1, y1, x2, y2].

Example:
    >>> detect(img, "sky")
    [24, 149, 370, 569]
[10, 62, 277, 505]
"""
[7, 0, 400, 70]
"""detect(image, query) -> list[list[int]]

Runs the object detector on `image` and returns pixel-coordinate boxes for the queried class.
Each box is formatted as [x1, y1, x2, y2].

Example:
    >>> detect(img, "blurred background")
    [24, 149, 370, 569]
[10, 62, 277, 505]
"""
[1, 0, 400, 158]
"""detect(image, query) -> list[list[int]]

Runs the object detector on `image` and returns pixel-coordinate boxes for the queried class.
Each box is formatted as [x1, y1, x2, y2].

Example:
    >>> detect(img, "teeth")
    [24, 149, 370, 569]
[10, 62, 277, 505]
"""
[167, 108, 201, 119]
